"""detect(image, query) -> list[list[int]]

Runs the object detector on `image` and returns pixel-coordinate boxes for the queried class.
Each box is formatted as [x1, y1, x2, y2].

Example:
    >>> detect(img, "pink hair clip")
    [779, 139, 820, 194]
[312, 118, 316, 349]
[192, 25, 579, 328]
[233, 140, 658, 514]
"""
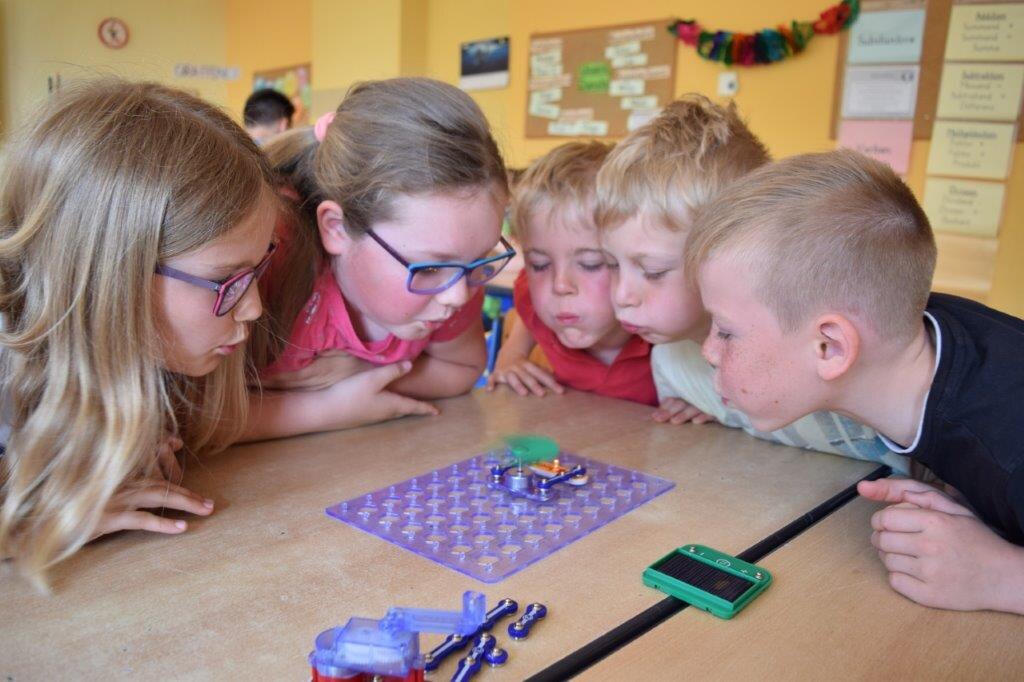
[314, 111, 336, 142]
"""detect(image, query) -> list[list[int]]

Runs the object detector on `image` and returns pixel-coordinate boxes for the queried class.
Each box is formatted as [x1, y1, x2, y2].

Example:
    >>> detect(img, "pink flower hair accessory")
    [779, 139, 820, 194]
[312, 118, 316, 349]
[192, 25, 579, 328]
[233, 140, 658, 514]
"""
[314, 111, 336, 142]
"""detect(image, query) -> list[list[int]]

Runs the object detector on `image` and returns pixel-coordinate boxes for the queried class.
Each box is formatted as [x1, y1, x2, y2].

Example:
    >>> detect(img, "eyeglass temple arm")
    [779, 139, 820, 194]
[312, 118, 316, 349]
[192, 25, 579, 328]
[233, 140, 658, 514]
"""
[154, 264, 223, 292]
[365, 229, 411, 267]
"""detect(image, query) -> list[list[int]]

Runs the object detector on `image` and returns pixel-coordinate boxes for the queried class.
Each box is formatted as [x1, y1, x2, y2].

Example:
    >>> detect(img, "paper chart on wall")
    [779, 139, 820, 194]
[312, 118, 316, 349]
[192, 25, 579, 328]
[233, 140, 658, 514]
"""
[847, 9, 926, 64]
[945, 3, 1024, 62]
[936, 63, 1024, 121]
[841, 65, 921, 119]
[837, 120, 915, 174]
[923, 178, 1007, 236]
[926, 120, 1017, 179]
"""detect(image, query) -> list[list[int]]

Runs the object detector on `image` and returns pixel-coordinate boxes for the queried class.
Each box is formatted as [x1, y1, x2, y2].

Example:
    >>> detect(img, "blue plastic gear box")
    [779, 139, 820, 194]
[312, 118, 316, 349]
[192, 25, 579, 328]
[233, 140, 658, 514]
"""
[309, 591, 484, 681]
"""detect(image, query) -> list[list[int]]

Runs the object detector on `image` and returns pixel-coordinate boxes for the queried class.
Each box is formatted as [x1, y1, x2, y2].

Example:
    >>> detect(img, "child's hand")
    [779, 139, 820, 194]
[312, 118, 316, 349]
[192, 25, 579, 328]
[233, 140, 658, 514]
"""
[486, 354, 564, 397]
[242, 361, 439, 440]
[860, 478, 1024, 614]
[93, 479, 214, 539]
[652, 397, 716, 425]
[260, 350, 373, 391]
[156, 434, 184, 483]
[326, 361, 440, 424]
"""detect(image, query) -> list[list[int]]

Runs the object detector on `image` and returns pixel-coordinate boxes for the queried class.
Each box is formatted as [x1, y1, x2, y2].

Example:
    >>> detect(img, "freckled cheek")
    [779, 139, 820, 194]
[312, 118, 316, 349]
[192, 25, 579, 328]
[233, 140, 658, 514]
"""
[742, 350, 785, 409]
[722, 346, 761, 401]
[717, 351, 740, 394]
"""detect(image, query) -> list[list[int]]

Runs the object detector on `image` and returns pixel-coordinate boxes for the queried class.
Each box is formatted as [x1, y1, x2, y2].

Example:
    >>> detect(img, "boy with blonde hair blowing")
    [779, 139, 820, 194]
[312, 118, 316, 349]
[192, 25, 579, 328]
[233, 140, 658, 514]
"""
[689, 149, 1024, 614]
[487, 141, 657, 404]
[596, 95, 901, 469]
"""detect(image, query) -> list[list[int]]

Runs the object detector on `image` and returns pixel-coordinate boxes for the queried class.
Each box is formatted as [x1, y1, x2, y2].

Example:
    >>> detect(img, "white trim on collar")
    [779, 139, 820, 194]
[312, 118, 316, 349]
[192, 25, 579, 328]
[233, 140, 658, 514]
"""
[879, 312, 941, 454]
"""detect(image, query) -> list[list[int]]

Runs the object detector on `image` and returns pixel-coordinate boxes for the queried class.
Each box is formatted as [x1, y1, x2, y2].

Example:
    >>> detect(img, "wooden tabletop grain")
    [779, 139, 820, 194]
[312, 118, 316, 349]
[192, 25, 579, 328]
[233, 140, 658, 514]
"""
[1, 389, 882, 680]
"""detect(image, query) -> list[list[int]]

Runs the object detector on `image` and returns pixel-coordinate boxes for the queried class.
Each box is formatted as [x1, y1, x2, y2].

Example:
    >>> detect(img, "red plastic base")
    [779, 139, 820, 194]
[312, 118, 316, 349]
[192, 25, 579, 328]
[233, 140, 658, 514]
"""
[311, 668, 425, 682]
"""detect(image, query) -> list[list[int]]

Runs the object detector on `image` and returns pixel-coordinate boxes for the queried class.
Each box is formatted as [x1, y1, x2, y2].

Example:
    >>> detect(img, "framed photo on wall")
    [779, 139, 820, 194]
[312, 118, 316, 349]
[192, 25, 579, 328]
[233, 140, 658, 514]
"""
[460, 37, 510, 91]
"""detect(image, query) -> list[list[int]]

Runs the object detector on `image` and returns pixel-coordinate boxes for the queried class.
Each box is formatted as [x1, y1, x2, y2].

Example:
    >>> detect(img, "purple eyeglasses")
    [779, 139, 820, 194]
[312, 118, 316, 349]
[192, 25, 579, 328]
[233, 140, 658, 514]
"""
[155, 241, 277, 317]
[365, 229, 516, 295]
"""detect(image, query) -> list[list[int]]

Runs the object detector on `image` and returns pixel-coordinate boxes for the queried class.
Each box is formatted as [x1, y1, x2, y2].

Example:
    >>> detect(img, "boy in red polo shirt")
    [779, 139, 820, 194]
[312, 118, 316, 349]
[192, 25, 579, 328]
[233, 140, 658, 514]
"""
[485, 142, 657, 405]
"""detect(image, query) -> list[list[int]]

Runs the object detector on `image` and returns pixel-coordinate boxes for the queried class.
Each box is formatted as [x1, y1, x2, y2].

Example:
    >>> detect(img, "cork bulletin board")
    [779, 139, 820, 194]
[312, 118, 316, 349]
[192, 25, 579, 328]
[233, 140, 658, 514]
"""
[830, 0, 1024, 141]
[526, 19, 678, 138]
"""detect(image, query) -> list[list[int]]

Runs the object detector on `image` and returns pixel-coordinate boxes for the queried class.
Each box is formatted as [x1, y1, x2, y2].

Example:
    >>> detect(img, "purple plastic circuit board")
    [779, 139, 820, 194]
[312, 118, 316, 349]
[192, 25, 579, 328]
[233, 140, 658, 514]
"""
[325, 451, 675, 583]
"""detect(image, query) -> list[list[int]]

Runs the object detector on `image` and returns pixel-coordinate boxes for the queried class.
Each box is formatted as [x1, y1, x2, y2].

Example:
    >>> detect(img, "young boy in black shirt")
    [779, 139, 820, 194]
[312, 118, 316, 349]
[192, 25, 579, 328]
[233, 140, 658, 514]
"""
[687, 149, 1024, 614]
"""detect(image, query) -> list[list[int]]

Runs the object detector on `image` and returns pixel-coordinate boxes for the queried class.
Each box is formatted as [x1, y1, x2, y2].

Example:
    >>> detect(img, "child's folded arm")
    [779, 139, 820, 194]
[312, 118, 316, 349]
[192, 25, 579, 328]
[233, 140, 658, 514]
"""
[389, 319, 487, 400]
[240, 362, 438, 441]
[258, 350, 374, 392]
[486, 316, 562, 397]
[861, 478, 1024, 614]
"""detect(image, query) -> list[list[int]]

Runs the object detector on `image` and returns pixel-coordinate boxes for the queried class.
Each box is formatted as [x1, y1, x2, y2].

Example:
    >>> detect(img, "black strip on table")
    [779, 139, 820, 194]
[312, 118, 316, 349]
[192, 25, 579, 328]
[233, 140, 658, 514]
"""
[524, 464, 892, 682]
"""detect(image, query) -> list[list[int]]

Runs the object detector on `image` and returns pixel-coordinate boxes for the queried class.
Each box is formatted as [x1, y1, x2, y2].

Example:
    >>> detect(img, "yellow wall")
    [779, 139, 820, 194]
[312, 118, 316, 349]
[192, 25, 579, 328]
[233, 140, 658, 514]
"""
[401, 0, 429, 78]
[425, 0, 511, 157]
[224, 0, 311, 124]
[308, 0, 413, 116]
[1, 0, 229, 131]
[312, 0, 402, 91]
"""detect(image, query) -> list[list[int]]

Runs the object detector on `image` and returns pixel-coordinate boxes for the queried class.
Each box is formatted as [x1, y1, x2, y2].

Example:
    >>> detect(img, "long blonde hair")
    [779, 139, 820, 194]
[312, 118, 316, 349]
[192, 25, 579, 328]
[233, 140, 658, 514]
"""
[0, 79, 275, 588]
[251, 77, 508, 369]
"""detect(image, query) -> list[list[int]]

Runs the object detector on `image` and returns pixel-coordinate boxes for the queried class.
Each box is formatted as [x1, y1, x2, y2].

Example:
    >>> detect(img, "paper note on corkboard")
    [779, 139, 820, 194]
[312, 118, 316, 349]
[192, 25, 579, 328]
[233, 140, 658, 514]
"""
[526, 19, 677, 138]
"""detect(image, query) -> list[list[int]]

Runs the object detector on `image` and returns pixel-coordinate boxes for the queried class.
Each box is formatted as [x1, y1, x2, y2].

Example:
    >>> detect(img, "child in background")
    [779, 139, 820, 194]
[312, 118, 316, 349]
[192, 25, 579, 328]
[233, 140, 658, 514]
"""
[243, 88, 295, 145]
[247, 78, 515, 439]
[595, 95, 901, 470]
[0, 80, 278, 588]
[486, 141, 657, 405]
[688, 150, 1024, 614]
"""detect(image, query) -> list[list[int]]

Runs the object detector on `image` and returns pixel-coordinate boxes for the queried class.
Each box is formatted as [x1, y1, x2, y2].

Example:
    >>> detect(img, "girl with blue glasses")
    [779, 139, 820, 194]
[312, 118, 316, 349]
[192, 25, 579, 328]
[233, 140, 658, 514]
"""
[245, 78, 513, 439]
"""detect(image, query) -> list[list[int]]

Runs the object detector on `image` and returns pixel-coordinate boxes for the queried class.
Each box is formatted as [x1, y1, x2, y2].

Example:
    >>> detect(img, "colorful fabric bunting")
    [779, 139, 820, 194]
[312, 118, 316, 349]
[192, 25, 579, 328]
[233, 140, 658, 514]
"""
[668, 1, 859, 66]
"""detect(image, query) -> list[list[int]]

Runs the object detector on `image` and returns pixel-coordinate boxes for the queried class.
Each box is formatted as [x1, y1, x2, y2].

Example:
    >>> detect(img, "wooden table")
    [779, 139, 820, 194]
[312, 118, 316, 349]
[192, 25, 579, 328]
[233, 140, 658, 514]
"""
[584, 495, 1024, 680]
[0, 390, 879, 679]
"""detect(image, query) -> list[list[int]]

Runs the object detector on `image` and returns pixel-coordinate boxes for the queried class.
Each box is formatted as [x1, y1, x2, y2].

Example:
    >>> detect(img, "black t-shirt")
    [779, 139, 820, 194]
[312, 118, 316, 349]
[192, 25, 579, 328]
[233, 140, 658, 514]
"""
[908, 293, 1024, 544]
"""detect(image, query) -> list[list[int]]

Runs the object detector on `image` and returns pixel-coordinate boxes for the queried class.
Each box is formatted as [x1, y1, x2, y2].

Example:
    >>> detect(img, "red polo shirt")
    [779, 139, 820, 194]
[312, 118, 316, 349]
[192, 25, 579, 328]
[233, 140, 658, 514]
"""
[513, 271, 657, 406]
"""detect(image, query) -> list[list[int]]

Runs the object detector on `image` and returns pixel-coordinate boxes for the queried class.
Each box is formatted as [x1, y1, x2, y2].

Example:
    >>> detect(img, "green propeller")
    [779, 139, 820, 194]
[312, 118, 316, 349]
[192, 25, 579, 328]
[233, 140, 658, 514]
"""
[503, 434, 559, 466]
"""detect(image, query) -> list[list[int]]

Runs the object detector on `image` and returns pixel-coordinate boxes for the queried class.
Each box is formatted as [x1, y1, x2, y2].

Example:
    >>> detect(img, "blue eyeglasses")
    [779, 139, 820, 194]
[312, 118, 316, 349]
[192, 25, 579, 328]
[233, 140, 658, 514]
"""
[365, 230, 517, 295]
